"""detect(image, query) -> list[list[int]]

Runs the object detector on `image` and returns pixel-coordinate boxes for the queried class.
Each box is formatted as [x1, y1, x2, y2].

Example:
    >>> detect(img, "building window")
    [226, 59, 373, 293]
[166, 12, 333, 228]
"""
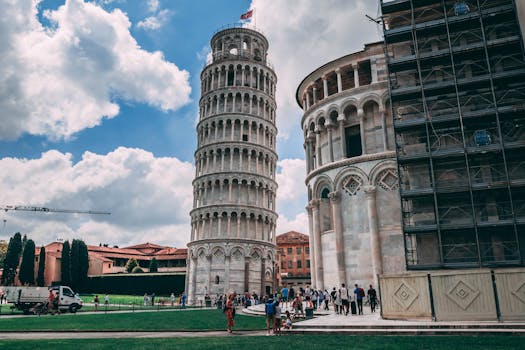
[306, 247, 310, 254]
[306, 260, 310, 268]
[287, 247, 292, 254]
[287, 261, 293, 268]
[215, 275, 220, 284]
[297, 260, 302, 268]
[281, 261, 285, 269]
[242, 134, 248, 141]
[345, 125, 362, 158]
[296, 247, 302, 254]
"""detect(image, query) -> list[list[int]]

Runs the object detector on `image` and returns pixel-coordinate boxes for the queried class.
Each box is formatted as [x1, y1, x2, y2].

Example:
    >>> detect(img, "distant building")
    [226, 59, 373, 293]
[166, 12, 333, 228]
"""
[35, 242, 187, 286]
[276, 231, 311, 288]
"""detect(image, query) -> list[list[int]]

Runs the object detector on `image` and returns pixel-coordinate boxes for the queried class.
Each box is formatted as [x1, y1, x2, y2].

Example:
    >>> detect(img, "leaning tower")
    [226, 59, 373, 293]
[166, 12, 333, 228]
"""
[186, 25, 278, 304]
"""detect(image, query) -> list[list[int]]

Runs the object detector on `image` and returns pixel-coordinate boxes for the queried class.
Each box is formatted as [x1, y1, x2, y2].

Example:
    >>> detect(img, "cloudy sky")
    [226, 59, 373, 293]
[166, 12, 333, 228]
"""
[0, 0, 381, 248]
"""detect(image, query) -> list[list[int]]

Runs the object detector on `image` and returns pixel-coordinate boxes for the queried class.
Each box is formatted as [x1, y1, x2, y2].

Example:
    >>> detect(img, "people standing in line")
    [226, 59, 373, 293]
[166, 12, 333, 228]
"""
[368, 284, 377, 313]
[334, 289, 342, 314]
[340, 283, 350, 315]
[354, 284, 365, 315]
[264, 296, 276, 336]
[93, 294, 100, 311]
[225, 293, 235, 334]
[273, 300, 282, 335]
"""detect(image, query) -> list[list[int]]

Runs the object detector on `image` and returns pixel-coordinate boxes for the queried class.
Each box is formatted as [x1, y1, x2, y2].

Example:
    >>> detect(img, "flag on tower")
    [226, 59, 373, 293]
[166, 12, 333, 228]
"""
[240, 10, 253, 20]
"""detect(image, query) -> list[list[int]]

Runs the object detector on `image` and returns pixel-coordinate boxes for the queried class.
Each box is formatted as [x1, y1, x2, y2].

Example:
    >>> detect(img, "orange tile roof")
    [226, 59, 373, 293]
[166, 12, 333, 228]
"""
[276, 231, 309, 244]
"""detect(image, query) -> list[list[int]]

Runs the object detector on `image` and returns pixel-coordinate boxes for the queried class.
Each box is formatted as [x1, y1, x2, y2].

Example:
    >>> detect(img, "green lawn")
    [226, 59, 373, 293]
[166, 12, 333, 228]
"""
[0, 335, 522, 350]
[0, 309, 265, 331]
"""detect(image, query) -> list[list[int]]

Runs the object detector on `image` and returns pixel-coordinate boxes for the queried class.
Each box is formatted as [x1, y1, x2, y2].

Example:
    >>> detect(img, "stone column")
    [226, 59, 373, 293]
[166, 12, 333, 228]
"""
[371, 58, 378, 83]
[354, 64, 360, 88]
[306, 204, 316, 288]
[329, 191, 347, 286]
[337, 114, 346, 159]
[311, 199, 324, 289]
[364, 185, 382, 286]
[312, 86, 318, 104]
[306, 91, 311, 109]
[260, 258, 266, 296]
[315, 127, 322, 168]
[225, 253, 231, 294]
[336, 68, 342, 93]
[190, 256, 198, 304]
[326, 121, 334, 163]
[358, 108, 366, 154]
[380, 107, 389, 151]
[304, 142, 311, 173]
[323, 76, 328, 98]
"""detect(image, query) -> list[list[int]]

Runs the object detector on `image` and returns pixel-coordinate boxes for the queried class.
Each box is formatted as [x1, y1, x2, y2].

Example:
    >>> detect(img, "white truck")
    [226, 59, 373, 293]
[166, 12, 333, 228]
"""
[1, 285, 83, 314]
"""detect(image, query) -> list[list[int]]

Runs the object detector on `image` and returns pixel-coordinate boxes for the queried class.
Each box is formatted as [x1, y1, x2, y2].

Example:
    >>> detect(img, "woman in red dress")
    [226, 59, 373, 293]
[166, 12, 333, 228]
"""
[225, 293, 235, 333]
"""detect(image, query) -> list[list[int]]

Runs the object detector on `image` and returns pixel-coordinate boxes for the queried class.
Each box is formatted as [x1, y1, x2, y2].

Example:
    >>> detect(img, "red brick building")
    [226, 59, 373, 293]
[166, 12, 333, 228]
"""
[276, 231, 311, 288]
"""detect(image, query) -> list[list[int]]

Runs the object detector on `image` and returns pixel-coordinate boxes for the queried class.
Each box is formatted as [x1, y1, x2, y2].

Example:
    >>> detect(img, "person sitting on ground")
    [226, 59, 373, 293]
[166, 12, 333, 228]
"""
[283, 310, 293, 330]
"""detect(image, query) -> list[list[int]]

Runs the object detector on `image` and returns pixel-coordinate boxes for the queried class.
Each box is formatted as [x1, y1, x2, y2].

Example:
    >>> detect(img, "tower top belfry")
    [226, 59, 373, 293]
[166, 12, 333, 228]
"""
[186, 25, 278, 303]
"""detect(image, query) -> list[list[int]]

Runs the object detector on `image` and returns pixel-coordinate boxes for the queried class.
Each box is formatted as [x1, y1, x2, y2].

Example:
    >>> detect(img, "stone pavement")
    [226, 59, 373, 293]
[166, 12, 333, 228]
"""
[244, 303, 525, 335]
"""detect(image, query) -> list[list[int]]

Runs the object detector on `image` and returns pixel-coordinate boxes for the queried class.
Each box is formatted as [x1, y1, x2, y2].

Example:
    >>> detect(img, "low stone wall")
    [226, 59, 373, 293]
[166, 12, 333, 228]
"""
[379, 268, 525, 321]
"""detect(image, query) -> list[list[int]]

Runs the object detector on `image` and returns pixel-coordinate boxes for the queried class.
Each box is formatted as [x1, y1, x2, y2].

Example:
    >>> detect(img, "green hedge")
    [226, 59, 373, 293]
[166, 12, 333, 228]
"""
[83, 273, 185, 295]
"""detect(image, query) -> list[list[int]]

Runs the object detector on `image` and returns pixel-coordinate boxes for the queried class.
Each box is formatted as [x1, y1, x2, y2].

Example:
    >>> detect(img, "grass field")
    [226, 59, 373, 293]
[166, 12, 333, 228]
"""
[0, 335, 522, 350]
[0, 309, 265, 331]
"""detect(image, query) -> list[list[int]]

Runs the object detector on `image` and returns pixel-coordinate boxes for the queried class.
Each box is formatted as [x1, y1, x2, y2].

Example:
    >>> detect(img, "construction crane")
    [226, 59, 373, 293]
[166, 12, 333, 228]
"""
[1, 205, 110, 215]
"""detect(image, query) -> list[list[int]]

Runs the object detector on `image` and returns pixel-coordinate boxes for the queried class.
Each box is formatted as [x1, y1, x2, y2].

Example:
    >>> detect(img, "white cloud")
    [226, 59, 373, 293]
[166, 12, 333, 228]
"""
[0, 0, 190, 141]
[0, 147, 194, 248]
[276, 212, 309, 236]
[137, 8, 171, 30]
[146, 0, 160, 13]
[247, 0, 382, 139]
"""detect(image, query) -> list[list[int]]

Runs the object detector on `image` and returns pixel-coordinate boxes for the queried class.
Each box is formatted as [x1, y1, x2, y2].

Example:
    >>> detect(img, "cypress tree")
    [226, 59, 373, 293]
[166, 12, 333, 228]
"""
[78, 240, 89, 291]
[37, 246, 46, 287]
[19, 239, 36, 285]
[1, 232, 22, 286]
[61, 240, 71, 285]
[149, 257, 158, 273]
[70, 239, 80, 290]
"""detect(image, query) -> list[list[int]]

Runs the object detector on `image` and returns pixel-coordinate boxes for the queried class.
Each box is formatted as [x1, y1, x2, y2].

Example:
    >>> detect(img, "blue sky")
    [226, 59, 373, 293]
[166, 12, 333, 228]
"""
[0, 0, 380, 247]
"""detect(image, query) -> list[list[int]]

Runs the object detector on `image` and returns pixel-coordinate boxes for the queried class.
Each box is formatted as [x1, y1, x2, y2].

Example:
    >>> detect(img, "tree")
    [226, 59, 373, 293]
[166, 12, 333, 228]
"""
[70, 239, 89, 291]
[125, 258, 138, 273]
[61, 241, 71, 285]
[36, 246, 46, 287]
[1, 232, 23, 286]
[19, 239, 36, 285]
[0, 240, 8, 269]
[149, 258, 158, 273]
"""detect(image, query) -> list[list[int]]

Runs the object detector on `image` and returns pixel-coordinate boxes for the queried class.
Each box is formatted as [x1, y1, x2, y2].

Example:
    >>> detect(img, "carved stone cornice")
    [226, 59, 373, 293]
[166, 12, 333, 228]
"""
[305, 152, 396, 184]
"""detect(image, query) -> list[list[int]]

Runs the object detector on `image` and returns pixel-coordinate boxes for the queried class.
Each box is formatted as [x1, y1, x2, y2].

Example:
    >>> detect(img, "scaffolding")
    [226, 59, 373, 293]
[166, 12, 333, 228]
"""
[381, 0, 525, 268]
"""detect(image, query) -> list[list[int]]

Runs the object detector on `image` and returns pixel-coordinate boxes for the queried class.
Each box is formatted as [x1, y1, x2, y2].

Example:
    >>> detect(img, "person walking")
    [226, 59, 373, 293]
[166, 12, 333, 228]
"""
[324, 289, 330, 310]
[368, 284, 377, 313]
[354, 284, 365, 315]
[334, 289, 342, 314]
[170, 293, 175, 306]
[93, 294, 100, 311]
[225, 293, 235, 333]
[104, 294, 109, 306]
